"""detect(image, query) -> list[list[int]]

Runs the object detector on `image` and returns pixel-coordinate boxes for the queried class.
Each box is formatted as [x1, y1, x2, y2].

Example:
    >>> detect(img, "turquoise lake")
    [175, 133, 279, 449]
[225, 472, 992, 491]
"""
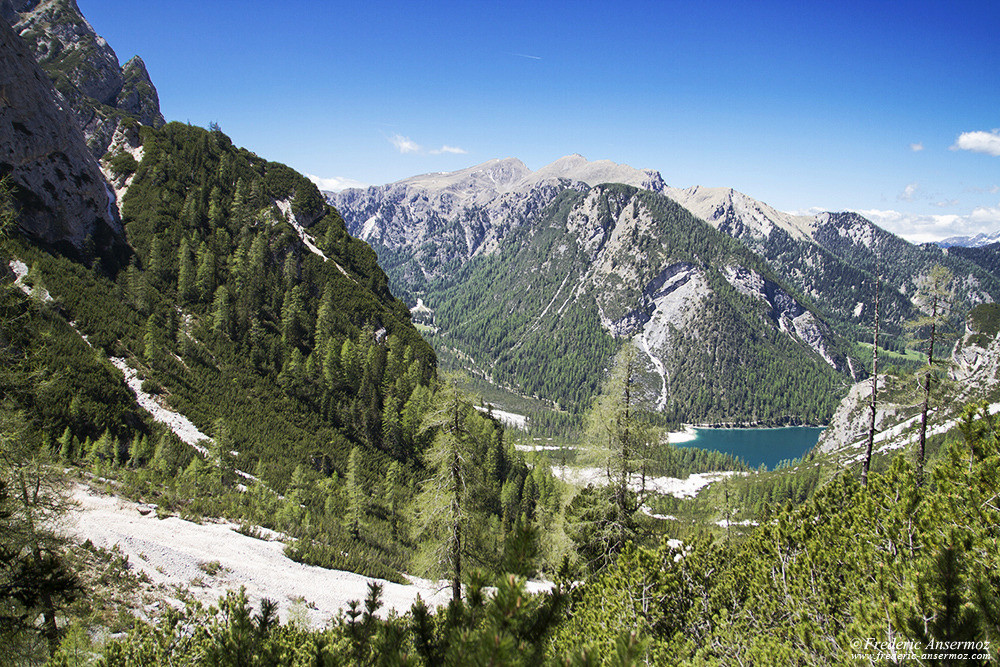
[678, 426, 826, 470]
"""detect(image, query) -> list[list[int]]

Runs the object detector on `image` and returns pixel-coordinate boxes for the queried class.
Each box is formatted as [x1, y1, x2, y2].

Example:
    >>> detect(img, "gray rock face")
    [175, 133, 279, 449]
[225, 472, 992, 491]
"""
[0, 16, 127, 266]
[3, 0, 164, 157]
[331, 155, 665, 291]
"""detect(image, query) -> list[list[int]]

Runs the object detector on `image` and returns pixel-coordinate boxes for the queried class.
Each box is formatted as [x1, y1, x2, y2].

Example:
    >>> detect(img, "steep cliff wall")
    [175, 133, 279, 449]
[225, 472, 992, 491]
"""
[3, 0, 164, 157]
[0, 16, 127, 266]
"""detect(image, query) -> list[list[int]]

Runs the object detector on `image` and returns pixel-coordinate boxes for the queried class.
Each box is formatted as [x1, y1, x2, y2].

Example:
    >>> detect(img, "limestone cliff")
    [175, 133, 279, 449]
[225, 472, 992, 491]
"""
[0, 15, 127, 266]
[816, 304, 1000, 462]
[3, 0, 164, 157]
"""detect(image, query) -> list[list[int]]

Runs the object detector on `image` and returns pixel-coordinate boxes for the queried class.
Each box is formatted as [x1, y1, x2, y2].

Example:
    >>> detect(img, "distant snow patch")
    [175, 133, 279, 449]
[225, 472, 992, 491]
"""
[555, 466, 742, 499]
[640, 505, 677, 521]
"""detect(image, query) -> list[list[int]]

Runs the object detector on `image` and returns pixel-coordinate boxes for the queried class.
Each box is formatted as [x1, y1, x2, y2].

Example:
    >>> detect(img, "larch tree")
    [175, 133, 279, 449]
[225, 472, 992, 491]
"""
[345, 446, 364, 539]
[0, 417, 80, 658]
[572, 342, 646, 570]
[413, 376, 483, 601]
[910, 264, 954, 488]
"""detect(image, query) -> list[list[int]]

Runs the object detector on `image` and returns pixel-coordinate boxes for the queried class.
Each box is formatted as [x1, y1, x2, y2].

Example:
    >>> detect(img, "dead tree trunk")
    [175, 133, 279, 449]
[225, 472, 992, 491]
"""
[862, 256, 881, 487]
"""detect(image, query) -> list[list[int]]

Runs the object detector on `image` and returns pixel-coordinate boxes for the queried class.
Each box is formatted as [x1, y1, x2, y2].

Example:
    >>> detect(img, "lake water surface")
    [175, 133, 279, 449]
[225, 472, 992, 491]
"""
[678, 426, 825, 470]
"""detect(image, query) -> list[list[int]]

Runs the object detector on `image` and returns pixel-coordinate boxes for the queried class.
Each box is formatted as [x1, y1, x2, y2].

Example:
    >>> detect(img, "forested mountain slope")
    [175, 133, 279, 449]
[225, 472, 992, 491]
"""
[429, 184, 854, 422]
[335, 156, 1000, 421]
[2, 1, 563, 629]
[663, 188, 1000, 339]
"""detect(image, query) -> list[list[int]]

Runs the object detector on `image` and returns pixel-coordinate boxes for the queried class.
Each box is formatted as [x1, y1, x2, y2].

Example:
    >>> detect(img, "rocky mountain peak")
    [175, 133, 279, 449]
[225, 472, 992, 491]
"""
[0, 15, 127, 267]
[528, 154, 666, 192]
[4, 0, 164, 157]
[397, 157, 531, 198]
[663, 184, 816, 242]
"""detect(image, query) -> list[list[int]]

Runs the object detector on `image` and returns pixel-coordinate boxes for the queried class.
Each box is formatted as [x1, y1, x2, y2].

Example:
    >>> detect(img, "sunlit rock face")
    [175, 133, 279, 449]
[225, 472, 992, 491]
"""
[0, 15, 127, 267]
[3, 0, 164, 157]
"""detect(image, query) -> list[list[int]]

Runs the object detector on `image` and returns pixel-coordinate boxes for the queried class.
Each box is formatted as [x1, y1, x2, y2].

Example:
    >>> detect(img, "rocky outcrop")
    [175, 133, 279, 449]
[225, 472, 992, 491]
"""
[817, 305, 1000, 459]
[3, 0, 164, 157]
[0, 15, 126, 266]
[814, 375, 901, 455]
[722, 264, 851, 374]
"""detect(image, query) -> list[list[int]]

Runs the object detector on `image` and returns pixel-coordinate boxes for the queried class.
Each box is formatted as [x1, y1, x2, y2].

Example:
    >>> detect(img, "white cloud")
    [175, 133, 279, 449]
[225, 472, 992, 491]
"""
[933, 199, 959, 208]
[306, 174, 368, 192]
[389, 134, 421, 154]
[429, 145, 468, 155]
[910, 142, 924, 152]
[855, 205, 1000, 244]
[897, 182, 919, 201]
[951, 130, 1000, 157]
[387, 134, 467, 156]
[969, 204, 1000, 224]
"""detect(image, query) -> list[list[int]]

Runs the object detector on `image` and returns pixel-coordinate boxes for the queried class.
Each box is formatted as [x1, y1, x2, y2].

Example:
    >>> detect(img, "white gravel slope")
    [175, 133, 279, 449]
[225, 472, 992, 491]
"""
[70, 486, 451, 627]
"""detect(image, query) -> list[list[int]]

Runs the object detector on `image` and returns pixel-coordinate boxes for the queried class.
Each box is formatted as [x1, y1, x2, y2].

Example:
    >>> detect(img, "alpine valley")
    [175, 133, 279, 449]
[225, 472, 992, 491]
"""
[333, 155, 1000, 423]
[5, 2, 1000, 665]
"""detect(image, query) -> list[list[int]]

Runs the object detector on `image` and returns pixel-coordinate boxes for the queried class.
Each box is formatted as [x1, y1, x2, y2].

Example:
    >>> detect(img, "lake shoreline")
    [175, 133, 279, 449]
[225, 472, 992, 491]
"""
[667, 424, 827, 470]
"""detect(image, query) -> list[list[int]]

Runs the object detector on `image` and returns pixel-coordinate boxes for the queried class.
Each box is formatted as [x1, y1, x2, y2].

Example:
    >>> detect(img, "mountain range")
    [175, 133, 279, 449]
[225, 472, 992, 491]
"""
[938, 231, 1000, 248]
[332, 155, 1000, 423]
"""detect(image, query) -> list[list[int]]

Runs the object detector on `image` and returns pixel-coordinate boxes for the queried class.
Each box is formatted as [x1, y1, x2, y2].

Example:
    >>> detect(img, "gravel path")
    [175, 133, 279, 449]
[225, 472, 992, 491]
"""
[69, 485, 452, 627]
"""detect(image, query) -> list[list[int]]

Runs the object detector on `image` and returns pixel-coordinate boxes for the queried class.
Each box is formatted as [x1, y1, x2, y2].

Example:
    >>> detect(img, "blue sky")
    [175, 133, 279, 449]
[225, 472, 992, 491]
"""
[81, 0, 999, 242]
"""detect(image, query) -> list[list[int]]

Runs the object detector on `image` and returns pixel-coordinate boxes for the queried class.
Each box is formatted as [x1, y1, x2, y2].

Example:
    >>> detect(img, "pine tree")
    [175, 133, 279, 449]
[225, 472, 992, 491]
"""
[147, 234, 168, 287]
[385, 460, 404, 542]
[211, 418, 237, 488]
[280, 285, 306, 350]
[195, 241, 217, 303]
[314, 284, 337, 352]
[57, 428, 74, 462]
[212, 285, 233, 337]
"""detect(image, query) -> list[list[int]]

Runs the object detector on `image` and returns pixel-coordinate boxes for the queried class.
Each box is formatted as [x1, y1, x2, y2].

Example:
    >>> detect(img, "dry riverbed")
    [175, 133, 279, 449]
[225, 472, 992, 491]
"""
[68, 484, 453, 628]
